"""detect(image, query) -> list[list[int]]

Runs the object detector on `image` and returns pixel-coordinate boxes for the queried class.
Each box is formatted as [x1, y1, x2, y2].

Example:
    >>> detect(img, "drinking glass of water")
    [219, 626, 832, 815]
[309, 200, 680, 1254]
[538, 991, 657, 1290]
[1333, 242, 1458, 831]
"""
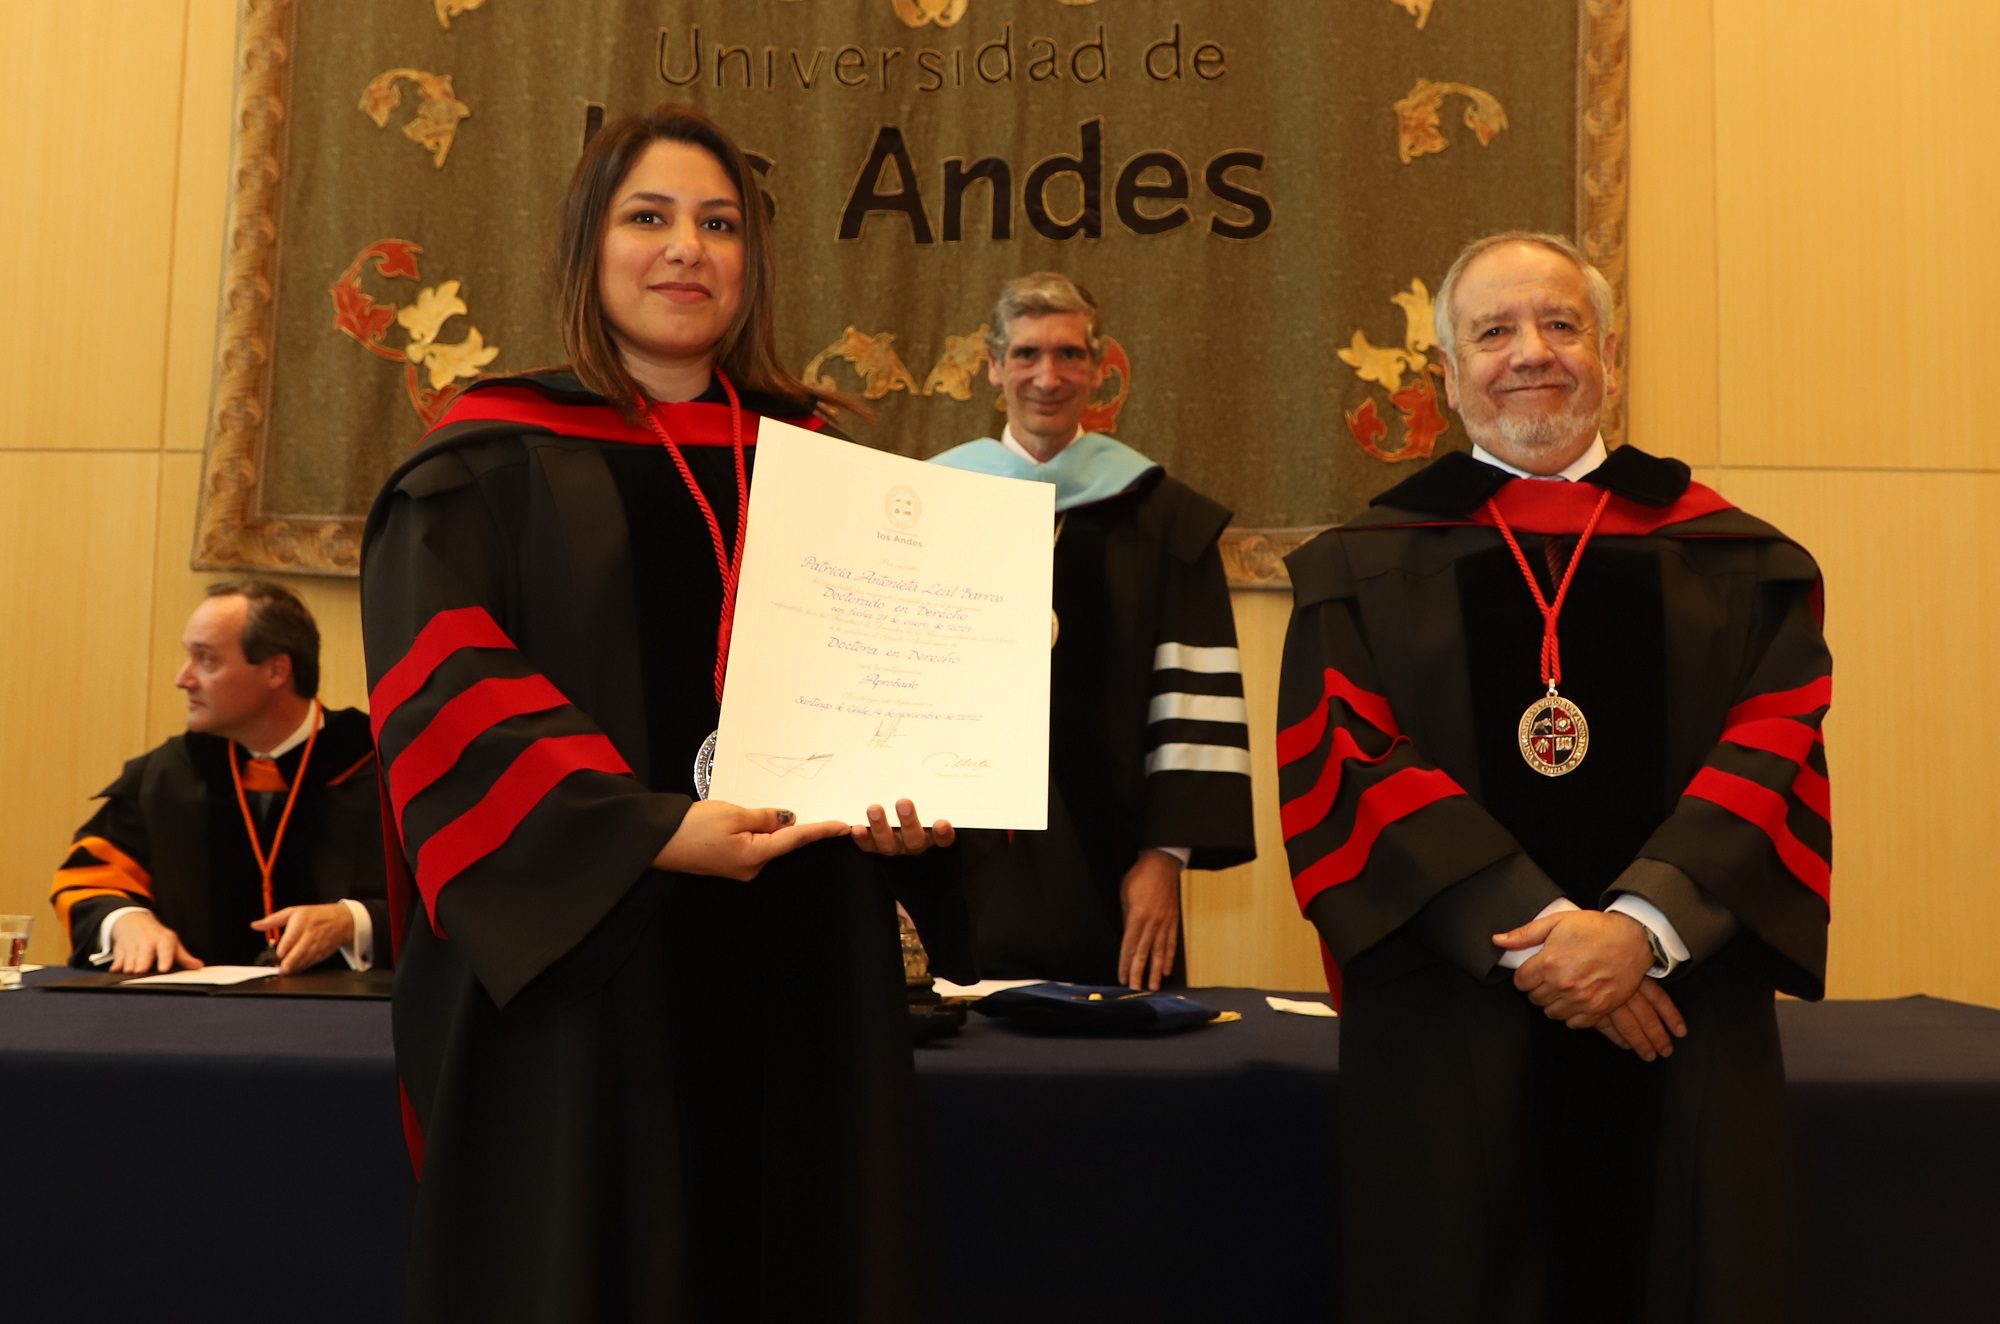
[0, 914, 32, 989]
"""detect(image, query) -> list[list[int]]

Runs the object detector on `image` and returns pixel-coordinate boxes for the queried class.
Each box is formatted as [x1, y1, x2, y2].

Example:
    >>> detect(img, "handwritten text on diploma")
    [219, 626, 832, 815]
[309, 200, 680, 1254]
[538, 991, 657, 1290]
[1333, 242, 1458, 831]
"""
[786, 554, 1016, 723]
[709, 422, 1051, 827]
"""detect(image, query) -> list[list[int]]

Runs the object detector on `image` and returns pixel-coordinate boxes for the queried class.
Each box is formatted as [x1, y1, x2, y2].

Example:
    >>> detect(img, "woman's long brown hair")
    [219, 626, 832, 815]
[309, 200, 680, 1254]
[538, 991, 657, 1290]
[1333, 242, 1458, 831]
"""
[551, 102, 859, 420]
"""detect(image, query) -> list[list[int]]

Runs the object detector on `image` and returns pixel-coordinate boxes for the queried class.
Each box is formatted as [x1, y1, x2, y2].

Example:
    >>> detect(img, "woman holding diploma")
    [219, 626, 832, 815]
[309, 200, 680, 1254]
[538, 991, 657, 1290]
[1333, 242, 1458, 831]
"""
[361, 103, 966, 1323]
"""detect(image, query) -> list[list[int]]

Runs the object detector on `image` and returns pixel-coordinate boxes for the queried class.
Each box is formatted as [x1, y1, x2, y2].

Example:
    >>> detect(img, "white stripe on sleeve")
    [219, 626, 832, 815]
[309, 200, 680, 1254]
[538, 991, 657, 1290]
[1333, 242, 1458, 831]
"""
[1144, 743, 1253, 776]
[1147, 693, 1251, 726]
[1152, 643, 1242, 674]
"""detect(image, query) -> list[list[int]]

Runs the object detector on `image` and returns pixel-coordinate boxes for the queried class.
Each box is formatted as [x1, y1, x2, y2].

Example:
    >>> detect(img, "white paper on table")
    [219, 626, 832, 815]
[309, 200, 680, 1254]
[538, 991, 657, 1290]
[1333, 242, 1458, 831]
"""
[931, 978, 1048, 998]
[1266, 995, 1338, 1018]
[710, 420, 1053, 828]
[123, 966, 278, 987]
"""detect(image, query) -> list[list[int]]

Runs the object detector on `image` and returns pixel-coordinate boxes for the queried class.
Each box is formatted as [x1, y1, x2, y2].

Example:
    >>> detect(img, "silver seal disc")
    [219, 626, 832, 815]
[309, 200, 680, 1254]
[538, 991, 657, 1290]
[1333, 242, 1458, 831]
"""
[693, 729, 718, 799]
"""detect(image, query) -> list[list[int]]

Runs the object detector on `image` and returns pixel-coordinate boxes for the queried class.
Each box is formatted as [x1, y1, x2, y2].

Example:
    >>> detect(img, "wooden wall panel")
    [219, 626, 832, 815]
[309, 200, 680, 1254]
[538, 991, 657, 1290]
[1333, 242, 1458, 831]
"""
[1713, 0, 2000, 472]
[285, 580, 368, 716]
[162, 0, 241, 456]
[1182, 591, 1325, 994]
[0, 453, 163, 965]
[1707, 468, 2000, 1009]
[1626, 0, 1719, 466]
[0, 0, 187, 453]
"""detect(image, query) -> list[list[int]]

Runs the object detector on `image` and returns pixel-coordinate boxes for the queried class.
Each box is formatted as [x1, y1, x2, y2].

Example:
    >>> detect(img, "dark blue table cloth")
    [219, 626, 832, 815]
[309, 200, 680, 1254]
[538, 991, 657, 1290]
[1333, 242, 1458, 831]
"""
[3, 969, 1994, 1321]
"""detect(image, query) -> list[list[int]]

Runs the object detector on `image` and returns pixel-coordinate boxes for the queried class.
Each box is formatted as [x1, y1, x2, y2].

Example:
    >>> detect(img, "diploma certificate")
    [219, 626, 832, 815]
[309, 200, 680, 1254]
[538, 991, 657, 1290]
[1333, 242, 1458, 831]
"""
[709, 420, 1053, 828]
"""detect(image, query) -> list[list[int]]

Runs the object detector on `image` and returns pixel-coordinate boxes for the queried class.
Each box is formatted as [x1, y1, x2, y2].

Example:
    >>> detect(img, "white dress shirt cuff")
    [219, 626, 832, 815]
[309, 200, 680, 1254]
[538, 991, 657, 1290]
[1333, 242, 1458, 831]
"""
[1150, 847, 1192, 867]
[337, 898, 375, 972]
[1495, 896, 1581, 970]
[89, 906, 151, 965]
[1604, 893, 1688, 977]
[91, 897, 373, 971]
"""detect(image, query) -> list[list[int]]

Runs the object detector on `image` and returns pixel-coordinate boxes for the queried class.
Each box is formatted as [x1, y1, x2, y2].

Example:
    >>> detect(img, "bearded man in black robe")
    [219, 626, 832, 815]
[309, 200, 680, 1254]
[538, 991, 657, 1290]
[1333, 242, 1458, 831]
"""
[1278, 233, 1830, 1323]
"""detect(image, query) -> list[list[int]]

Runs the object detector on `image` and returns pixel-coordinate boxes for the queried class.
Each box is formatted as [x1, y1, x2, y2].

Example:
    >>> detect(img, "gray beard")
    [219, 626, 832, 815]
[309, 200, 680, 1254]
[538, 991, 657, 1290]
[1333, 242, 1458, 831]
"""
[1479, 394, 1600, 468]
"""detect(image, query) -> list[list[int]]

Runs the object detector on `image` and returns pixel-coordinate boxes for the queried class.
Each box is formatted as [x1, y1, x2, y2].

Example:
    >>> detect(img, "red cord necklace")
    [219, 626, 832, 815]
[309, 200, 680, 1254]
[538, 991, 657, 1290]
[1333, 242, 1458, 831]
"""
[1484, 488, 1612, 777]
[641, 370, 747, 798]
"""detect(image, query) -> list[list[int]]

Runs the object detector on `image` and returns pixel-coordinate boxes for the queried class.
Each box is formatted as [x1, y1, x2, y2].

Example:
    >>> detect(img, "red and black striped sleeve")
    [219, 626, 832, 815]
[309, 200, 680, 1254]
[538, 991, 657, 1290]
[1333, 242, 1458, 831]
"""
[361, 442, 691, 1007]
[1629, 539, 1831, 997]
[1277, 532, 1564, 985]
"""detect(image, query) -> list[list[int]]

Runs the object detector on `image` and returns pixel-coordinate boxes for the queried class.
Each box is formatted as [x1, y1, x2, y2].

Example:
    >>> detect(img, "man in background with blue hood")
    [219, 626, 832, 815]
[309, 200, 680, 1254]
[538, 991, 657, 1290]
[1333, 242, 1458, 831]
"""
[930, 273, 1256, 989]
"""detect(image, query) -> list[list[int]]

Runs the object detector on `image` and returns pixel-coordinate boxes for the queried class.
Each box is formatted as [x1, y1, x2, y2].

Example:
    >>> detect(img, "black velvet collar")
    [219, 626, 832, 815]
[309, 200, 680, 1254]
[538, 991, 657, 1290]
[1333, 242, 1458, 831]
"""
[1369, 445, 1694, 517]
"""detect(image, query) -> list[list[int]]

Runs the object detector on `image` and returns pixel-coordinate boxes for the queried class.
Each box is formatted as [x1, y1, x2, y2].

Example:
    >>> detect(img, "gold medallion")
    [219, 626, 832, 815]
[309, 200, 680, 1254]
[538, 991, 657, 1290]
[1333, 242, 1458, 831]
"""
[1517, 690, 1589, 777]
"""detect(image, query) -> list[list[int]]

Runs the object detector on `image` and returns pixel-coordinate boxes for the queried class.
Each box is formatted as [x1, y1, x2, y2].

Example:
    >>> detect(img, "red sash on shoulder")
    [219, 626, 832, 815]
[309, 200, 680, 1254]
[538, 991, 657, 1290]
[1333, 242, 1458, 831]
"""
[425, 382, 827, 448]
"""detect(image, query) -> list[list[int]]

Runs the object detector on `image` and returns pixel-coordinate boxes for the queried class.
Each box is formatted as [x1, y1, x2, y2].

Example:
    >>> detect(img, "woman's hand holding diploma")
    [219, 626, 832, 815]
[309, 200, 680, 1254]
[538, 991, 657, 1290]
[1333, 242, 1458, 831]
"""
[653, 801, 847, 880]
[851, 798, 955, 856]
[652, 796, 954, 878]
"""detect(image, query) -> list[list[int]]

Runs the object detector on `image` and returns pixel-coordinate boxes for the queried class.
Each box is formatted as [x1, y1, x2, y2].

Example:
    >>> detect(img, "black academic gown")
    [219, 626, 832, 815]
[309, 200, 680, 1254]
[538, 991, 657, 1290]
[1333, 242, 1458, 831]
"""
[1277, 447, 1831, 1324]
[958, 467, 1257, 983]
[361, 373, 970, 1324]
[52, 707, 386, 967]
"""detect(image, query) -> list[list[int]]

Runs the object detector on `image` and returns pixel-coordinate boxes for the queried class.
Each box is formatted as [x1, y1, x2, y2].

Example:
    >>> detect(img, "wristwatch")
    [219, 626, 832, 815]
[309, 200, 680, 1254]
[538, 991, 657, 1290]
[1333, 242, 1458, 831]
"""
[1640, 924, 1671, 979]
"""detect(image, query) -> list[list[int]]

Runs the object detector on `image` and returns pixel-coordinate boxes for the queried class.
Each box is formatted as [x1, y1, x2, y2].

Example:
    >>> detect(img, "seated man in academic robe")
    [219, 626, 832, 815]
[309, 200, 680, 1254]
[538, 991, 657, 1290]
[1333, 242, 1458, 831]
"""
[931, 272, 1257, 989]
[51, 581, 388, 974]
[1278, 232, 1830, 1322]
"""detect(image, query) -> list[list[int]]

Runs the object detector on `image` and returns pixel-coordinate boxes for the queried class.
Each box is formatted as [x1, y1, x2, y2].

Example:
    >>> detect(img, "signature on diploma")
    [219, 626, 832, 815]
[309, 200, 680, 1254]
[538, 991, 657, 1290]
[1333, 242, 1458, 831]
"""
[867, 716, 903, 749]
[923, 751, 993, 778]
[744, 752, 833, 780]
